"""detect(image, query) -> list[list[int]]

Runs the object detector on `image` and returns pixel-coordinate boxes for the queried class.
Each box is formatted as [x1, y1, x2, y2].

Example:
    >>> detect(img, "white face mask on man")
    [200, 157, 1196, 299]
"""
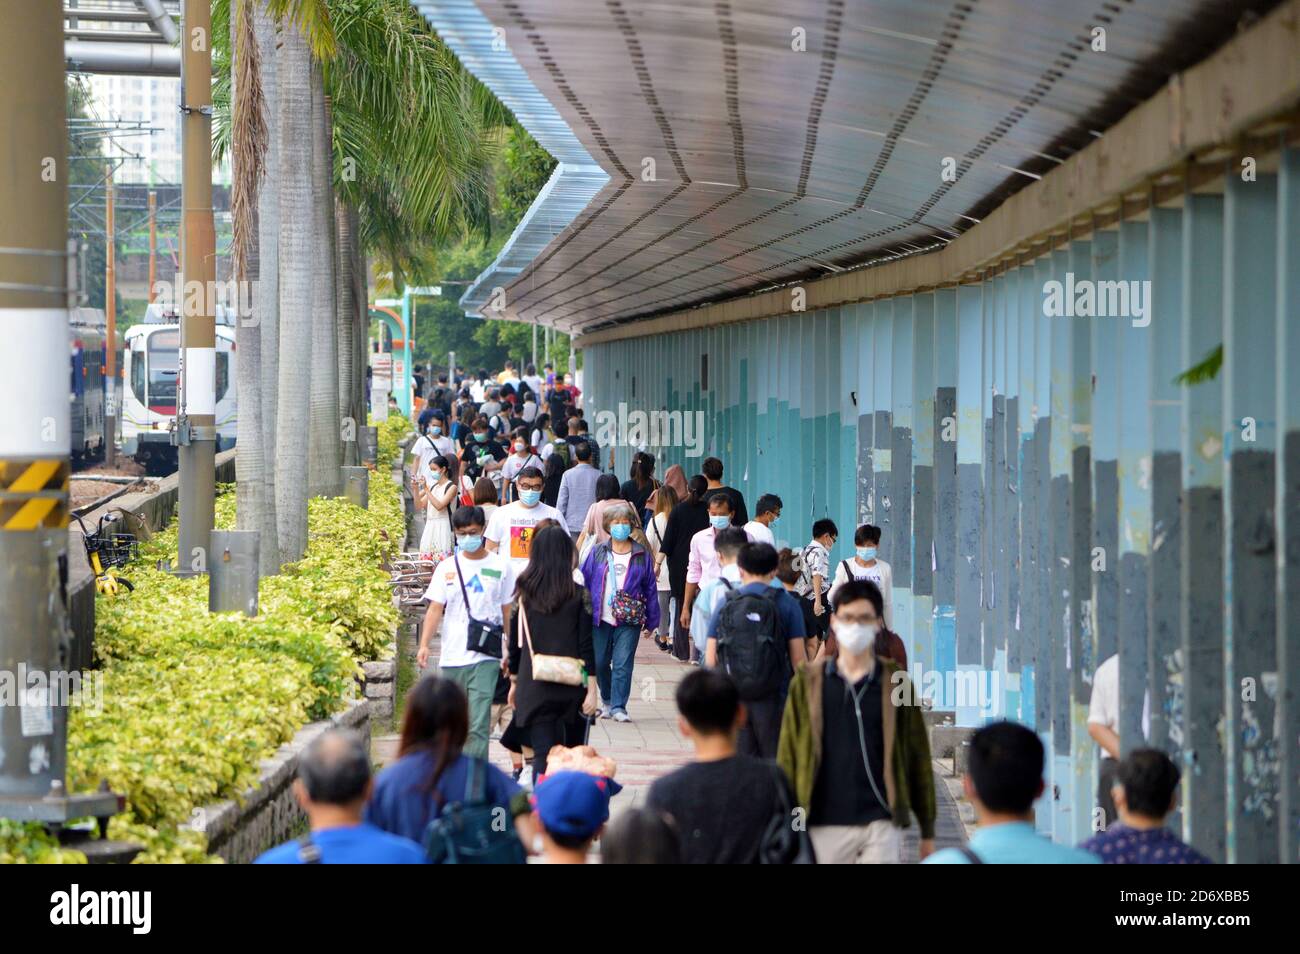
[835, 620, 877, 655]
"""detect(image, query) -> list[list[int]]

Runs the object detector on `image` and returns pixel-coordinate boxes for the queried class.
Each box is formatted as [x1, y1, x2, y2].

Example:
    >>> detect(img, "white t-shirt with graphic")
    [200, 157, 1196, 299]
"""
[425, 552, 517, 669]
[600, 549, 634, 626]
[412, 433, 455, 483]
[828, 557, 894, 630]
[485, 500, 570, 574]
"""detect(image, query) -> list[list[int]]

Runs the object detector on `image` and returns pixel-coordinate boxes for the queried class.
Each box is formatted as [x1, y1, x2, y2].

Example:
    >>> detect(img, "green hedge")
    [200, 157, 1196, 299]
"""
[3, 422, 412, 864]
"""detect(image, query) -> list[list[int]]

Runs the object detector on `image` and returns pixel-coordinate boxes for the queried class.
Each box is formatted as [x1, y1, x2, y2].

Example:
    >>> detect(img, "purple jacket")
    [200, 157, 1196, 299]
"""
[581, 540, 661, 631]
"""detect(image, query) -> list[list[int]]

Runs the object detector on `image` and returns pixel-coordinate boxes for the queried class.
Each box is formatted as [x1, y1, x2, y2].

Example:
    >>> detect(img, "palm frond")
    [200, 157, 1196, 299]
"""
[1174, 343, 1223, 387]
[229, 0, 269, 283]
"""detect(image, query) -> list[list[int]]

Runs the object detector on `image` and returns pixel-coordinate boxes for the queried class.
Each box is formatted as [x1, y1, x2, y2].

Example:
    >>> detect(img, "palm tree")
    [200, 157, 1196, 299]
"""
[253, 0, 280, 574]
[273, 11, 315, 563]
[335, 193, 357, 465]
[306, 63, 341, 498]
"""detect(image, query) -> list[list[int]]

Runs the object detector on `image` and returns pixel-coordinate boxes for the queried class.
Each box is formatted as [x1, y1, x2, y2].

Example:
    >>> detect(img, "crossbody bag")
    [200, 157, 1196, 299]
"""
[518, 599, 586, 686]
[454, 555, 504, 658]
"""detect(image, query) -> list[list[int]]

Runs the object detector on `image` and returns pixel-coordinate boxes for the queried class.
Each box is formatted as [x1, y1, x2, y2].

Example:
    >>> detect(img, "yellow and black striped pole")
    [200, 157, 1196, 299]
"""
[0, 1, 73, 808]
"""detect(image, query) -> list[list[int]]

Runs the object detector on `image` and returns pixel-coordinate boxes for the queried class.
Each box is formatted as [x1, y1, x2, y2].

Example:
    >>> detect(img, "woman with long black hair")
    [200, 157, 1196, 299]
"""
[366, 677, 530, 845]
[657, 474, 711, 662]
[508, 526, 599, 778]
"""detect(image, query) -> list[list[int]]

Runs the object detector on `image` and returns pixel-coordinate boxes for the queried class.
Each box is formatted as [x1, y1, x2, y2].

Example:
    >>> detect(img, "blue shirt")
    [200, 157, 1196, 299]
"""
[365, 751, 522, 845]
[924, 821, 1102, 864]
[255, 823, 427, 864]
[1080, 824, 1211, 864]
[706, 581, 807, 643]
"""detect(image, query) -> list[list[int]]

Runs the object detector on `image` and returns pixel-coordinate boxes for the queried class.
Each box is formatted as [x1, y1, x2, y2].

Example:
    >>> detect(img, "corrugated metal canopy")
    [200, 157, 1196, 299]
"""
[419, 0, 1268, 332]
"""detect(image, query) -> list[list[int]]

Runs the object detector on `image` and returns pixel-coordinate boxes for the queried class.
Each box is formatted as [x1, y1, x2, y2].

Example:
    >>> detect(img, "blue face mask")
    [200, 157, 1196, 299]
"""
[431, 426, 442, 436]
[857, 546, 878, 562]
[610, 523, 632, 541]
[474, 432, 488, 443]
[457, 534, 483, 553]
[519, 489, 542, 506]
[710, 515, 731, 530]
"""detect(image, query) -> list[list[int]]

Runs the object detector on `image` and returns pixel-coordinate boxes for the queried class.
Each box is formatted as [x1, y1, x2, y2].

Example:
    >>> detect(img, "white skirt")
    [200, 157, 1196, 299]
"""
[419, 503, 454, 558]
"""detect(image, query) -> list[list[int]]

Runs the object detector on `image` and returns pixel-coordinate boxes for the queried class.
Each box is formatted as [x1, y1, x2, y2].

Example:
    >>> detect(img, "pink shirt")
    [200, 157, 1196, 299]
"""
[686, 525, 753, 585]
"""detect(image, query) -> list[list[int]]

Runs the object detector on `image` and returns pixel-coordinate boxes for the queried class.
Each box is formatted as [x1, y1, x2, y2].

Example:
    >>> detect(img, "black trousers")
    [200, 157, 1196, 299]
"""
[526, 714, 592, 778]
[1098, 756, 1119, 828]
[737, 694, 785, 760]
[671, 589, 692, 661]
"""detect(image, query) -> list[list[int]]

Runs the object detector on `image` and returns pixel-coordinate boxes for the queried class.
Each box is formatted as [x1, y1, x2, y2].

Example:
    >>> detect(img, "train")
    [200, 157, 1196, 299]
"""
[69, 307, 108, 463]
[120, 303, 238, 474]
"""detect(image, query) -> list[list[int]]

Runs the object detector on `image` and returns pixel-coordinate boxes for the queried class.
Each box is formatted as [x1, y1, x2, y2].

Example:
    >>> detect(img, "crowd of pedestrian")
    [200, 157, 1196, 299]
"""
[256, 360, 1210, 865]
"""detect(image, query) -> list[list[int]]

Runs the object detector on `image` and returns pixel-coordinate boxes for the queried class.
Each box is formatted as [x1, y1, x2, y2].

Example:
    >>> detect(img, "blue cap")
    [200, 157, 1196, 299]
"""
[531, 771, 613, 838]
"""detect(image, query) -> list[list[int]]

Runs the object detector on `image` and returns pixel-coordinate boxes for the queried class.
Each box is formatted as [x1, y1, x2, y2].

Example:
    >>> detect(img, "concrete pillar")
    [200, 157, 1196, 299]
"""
[1068, 234, 1096, 846]
[890, 297, 915, 659]
[343, 466, 369, 509]
[933, 289, 958, 715]
[1032, 252, 1055, 835]
[1047, 244, 1076, 840]
[1180, 190, 1226, 861]
[1277, 146, 1300, 865]
[955, 284, 983, 727]
[1090, 229, 1121, 678]
[208, 530, 260, 616]
[1016, 258, 1039, 729]
[1146, 204, 1185, 816]
[912, 293, 936, 681]
[1223, 170, 1279, 863]
[856, 303, 876, 530]
[872, 300, 894, 569]
[1116, 219, 1152, 760]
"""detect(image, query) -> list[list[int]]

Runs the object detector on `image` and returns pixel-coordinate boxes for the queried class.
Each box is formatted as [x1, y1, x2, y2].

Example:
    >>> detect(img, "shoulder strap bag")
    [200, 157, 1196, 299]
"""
[518, 598, 586, 686]
[455, 555, 504, 658]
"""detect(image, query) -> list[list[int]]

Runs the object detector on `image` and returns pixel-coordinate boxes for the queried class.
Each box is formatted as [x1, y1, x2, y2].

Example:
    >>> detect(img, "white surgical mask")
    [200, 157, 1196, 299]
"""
[836, 620, 877, 655]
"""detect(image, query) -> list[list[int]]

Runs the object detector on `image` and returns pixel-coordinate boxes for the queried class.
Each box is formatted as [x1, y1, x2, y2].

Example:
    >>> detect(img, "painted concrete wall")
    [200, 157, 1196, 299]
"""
[583, 153, 1299, 861]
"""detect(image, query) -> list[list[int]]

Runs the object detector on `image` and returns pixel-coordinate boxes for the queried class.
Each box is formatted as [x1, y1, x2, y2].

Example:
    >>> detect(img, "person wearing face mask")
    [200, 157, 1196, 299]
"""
[688, 527, 749, 666]
[680, 495, 751, 637]
[579, 504, 660, 721]
[743, 493, 782, 548]
[485, 466, 570, 576]
[410, 413, 455, 483]
[827, 524, 894, 630]
[458, 415, 507, 487]
[415, 455, 457, 558]
[777, 579, 935, 863]
[416, 507, 517, 760]
[500, 428, 543, 502]
[704, 543, 806, 757]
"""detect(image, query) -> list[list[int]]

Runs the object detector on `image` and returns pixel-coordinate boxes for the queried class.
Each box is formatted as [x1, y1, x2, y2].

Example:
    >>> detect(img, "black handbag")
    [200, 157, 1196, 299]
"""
[760, 766, 816, 864]
[454, 554, 504, 658]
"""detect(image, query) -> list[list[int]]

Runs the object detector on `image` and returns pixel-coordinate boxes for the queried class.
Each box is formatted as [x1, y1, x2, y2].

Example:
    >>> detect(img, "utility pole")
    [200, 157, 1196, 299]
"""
[0, 0, 119, 828]
[104, 164, 116, 466]
[175, 0, 217, 577]
[147, 189, 157, 303]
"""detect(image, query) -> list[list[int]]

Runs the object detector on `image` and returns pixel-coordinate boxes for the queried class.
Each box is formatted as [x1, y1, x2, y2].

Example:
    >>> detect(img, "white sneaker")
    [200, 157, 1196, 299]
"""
[599, 704, 612, 719]
[612, 709, 632, 723]
[518, 766, 534, 788]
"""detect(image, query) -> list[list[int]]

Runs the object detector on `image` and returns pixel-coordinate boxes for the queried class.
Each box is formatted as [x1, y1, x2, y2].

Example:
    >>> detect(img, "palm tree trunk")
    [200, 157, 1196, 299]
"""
[307, 66, 341, 496]
[350, 203, 367, 432]
[335, 194, 356, 465]
[230, 0, 271, 574]
[274, 13, 313, 563]
[253, 0, 279, 571]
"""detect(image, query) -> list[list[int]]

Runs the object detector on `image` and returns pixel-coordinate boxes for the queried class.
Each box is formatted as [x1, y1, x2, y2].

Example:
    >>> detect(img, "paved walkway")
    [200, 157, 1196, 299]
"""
[378, 499, 969, 861]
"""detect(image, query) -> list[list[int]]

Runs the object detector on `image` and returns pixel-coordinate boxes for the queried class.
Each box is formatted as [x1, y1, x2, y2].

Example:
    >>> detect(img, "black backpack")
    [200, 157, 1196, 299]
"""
[715, 587, 787, 700]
